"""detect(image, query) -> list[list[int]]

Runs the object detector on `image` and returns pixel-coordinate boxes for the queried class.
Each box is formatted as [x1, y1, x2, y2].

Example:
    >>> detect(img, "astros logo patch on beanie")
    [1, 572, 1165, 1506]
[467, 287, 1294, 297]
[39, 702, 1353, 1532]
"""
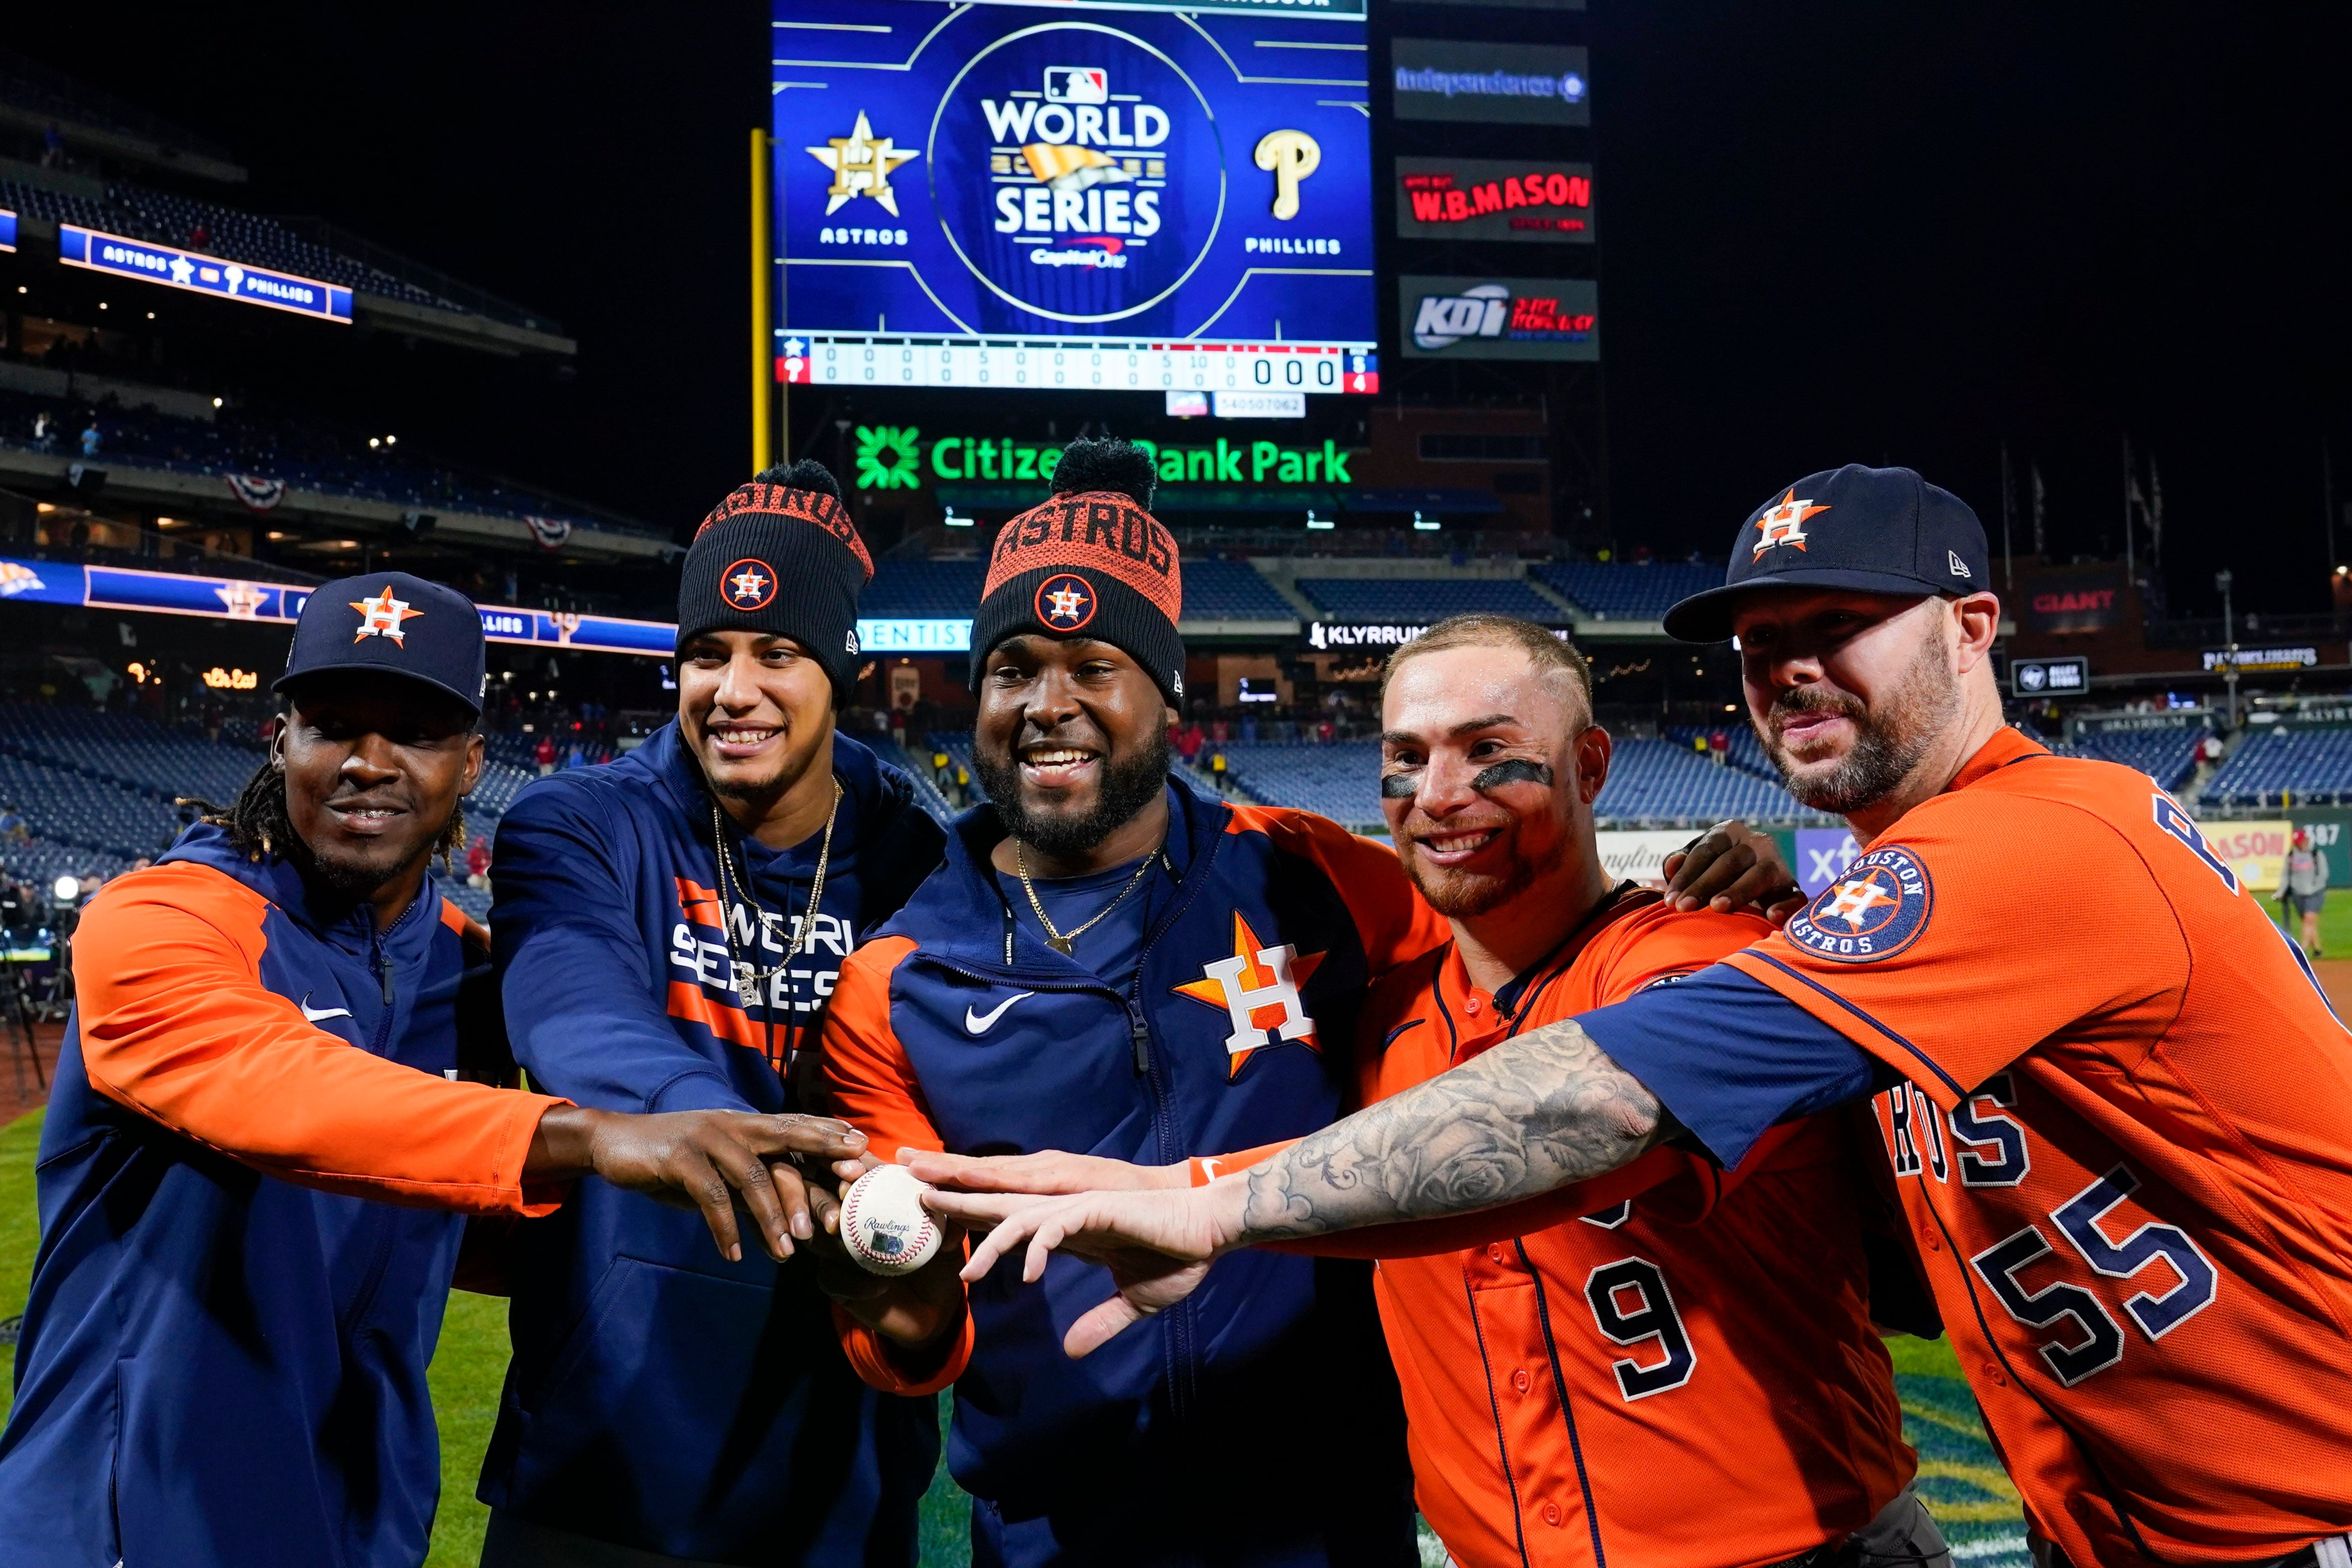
[677, 460, 873, 694]
[970, 488, 1186, 706]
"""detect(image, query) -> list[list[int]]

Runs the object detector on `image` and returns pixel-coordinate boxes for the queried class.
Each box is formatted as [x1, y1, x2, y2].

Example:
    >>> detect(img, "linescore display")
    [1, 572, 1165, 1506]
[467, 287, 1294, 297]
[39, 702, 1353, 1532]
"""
[772, 0, 1376, 391]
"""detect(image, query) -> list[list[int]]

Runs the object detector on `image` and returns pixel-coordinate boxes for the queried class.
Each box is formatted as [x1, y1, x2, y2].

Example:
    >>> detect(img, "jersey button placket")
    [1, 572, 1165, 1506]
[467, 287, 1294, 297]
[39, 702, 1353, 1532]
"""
[1542, 1501, 1562, 1527]
[1488, 1243, 1510, 1266]
[1512, 1368, 1531, 1394]
[1982, 1361, 2007, 1388]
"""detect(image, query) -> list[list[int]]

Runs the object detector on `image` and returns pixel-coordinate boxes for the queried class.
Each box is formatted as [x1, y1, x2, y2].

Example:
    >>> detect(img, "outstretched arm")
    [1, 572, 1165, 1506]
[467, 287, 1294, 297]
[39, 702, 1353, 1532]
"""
[1234, 1015, 1671, 1241]
[934, 1014, 1673, 1356]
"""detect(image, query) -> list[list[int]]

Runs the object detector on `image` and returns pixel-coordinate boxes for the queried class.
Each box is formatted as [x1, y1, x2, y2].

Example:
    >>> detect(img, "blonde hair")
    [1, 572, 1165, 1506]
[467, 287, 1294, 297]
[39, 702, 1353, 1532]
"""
[1382, 613, 1593, 712]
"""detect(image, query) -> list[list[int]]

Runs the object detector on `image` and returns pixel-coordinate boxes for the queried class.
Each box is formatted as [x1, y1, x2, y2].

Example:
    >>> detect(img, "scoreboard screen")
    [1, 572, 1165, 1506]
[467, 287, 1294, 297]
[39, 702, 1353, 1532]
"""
[772, 0, 1378, 395]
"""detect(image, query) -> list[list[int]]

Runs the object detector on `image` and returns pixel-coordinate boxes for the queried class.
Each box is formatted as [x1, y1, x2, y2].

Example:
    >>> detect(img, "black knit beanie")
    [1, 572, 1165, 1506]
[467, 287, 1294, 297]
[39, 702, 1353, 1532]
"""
[969, 462, 1186, 708]
[677, 460, 873, 696]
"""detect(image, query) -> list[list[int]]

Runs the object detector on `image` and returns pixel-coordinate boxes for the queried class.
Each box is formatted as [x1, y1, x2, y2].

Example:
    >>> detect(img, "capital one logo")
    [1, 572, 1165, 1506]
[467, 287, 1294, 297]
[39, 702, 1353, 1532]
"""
[1173, 914, 1328, 1078]
[1413, 283, 1509, 349]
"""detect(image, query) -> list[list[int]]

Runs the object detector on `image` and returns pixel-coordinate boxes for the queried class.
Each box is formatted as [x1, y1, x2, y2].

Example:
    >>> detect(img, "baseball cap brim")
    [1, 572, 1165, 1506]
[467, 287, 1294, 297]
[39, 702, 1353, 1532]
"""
[272, 663, 483, 718]
[1662, 568, 1945, 643]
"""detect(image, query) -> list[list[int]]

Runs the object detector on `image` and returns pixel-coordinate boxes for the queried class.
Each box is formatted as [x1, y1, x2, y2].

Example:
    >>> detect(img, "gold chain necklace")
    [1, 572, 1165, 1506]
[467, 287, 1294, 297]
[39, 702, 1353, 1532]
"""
[1015, 839, 1159, 956]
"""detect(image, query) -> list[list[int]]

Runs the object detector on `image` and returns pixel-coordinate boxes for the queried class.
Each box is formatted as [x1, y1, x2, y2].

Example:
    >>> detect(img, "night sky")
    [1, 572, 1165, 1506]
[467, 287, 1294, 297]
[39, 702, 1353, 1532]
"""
[13, 2, 2346, 614]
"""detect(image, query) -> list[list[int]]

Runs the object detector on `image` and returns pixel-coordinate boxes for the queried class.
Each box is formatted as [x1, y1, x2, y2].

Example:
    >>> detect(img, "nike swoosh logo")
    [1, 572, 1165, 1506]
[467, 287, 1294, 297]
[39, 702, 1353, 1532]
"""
[964, 991, 1035, 1035]
[299, 993, 353, 1024]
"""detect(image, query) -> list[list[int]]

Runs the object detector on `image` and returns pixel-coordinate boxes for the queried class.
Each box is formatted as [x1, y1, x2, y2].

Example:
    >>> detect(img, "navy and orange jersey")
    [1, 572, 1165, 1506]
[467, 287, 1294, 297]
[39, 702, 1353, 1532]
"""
[822, 776, 1446, 1567]
[480, 720, 947, 1563]
[1343, 894, 1913, 1568]
[0, 822, 566, 1568]
[1593, 726, 2352, 1567]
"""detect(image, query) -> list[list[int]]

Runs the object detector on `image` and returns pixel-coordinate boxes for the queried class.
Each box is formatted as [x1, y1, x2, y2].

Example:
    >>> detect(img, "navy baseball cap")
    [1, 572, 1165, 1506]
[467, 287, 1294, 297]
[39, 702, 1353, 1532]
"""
[274, 571, 486, 717]
[1663, 465, 1990, 643]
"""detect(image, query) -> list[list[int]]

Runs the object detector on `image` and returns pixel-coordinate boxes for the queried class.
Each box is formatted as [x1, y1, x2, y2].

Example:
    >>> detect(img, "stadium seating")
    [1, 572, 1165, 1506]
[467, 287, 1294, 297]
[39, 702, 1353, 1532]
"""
[4, 176, 464, 317]
[1535, 561, 1722, 622]
[0, 700, 260, 804]
[2199, 728, 2352, 808]
[0, 386, 616, 535]
[1664, 724, 1779, 780]
[863, 558, 1293, 623]
[1179, 560, 1296, 621]
[863, 561, 986, 620]
[2051, 727, 2206, 791]
[1294, 577, 1564, 623]
[0, 749, 183, 863]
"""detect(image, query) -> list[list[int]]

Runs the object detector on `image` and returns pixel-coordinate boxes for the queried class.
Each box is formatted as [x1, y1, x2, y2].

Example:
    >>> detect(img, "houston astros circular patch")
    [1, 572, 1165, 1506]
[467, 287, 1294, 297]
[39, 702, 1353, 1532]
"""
[1035, 572, 1097, 632]
[1784, 846, 1933, 963]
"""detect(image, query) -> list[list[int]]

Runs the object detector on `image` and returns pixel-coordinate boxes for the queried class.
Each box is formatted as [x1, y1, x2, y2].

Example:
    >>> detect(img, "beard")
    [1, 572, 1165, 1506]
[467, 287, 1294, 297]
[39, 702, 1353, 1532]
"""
[976, 725, 1172, 860]
[1761, 632, 1958, 815]
[1400, 817, 1548, 920]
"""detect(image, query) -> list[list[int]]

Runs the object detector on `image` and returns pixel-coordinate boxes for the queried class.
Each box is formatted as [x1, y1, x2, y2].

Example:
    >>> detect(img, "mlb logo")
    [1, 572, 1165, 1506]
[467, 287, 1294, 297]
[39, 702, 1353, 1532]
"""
[1044, 67, 1109, 104]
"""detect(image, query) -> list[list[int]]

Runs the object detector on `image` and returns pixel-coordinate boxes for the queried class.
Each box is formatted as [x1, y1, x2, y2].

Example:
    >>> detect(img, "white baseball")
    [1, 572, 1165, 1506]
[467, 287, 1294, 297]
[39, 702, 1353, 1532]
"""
[840, 1164, 943, 1277]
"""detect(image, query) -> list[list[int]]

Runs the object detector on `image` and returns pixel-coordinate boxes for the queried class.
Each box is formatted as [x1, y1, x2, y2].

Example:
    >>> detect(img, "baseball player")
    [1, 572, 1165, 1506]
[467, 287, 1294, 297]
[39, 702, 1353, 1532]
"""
[947, 465, 2352, 1568]
[0, 575, 865, 1568]
[916, 613, 1946, 1568]
[475, 463, 948, 1566]
[819, 440, 1449, 1566]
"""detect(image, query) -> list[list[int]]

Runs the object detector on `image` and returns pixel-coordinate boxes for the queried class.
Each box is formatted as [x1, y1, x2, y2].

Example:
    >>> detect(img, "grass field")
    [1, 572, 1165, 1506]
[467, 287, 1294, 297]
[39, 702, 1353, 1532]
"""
[2265, 883, 2352, 959]
[0, 1109, 2026, 1566]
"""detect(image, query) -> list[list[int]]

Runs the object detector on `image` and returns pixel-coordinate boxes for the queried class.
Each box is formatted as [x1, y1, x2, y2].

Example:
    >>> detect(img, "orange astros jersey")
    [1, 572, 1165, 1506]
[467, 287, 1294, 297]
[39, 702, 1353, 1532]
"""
[1725, 726, 2352, 1567]
[1357, 893, 1914, 1568]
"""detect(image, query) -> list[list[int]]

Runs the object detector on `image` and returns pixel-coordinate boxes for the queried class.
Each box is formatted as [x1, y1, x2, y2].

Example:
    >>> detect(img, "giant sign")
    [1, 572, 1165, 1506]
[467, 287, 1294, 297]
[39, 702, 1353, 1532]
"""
[1399, 276, 1598, 361]
[773, 0, 1376, 394]
[2020, 567, 2123, 635]
[59, 227, 352, 325]
[1396, 158, 1592, 242]
[1391, 40, 1589, 126]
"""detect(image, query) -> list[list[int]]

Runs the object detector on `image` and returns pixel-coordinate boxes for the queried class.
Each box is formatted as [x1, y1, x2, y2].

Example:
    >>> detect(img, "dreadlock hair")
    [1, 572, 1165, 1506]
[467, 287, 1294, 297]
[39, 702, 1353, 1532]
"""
[180, 755, 468, 869]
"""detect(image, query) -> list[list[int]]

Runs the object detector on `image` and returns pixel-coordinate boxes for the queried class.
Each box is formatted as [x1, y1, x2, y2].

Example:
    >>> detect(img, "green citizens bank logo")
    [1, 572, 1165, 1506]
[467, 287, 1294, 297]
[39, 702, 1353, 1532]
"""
[853, 426, 923, 490]
[849, 431, 1357, 491]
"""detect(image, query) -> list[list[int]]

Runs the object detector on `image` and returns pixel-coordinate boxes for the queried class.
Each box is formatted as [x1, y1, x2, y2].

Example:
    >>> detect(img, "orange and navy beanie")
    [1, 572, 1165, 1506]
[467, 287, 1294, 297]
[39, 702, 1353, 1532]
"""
[970, 489, 1185, 707]
[677, 460, 874, 695]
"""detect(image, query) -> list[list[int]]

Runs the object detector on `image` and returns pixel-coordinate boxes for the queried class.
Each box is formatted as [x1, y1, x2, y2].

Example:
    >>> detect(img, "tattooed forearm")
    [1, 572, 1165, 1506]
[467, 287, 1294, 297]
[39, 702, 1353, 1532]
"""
[1237, 1018, 1674, 1242]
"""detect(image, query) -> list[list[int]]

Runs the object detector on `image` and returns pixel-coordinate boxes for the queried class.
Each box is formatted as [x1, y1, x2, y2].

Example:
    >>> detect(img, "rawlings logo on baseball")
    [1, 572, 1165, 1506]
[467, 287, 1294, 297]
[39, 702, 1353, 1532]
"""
[841, 1164, 943, 1277]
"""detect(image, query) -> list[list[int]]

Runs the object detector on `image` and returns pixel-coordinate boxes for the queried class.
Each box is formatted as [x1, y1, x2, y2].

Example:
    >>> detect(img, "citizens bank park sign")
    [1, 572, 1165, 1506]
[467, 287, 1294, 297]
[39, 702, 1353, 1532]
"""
[847, 427, 1358, 491]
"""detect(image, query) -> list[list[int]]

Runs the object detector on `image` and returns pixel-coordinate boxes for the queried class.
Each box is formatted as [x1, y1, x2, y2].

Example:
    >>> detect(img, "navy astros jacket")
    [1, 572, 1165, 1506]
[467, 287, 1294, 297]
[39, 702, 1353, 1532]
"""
[824, 777, 1445, 1568]
[0, 824, 563, 1568]
[480, 722, 947, 1565]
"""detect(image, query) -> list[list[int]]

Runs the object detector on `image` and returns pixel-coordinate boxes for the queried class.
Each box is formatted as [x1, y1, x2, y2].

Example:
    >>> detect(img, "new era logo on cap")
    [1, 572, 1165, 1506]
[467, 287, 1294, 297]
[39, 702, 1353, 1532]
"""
[721, 559, 778, 611]
[1035, 572, 1097, 631]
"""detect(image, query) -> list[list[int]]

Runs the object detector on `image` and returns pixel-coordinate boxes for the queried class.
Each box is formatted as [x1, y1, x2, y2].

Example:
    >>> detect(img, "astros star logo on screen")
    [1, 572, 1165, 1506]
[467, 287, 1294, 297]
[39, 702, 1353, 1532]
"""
[808, 111, 918, 217]
[1752, 490, 1829, 558]
[349, 586, 423, 645]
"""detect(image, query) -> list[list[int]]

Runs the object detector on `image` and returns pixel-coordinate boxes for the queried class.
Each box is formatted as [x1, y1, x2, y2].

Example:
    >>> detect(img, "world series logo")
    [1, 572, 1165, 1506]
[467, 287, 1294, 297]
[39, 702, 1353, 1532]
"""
[930, 23, 1225, 324]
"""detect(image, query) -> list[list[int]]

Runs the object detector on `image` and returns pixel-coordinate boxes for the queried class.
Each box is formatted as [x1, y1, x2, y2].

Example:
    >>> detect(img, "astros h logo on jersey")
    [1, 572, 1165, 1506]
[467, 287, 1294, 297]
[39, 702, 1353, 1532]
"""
[1752, 490, 1829, 559]
[1784, 846, 1933, 963]
[1035, 572, 1097, 632]
[722, 559, 779, 612]
[1172, 913, 1327, 1078]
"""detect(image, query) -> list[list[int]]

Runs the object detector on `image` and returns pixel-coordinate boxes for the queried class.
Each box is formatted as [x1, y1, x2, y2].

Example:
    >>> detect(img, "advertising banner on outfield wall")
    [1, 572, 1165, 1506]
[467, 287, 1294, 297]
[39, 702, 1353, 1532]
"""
[1400, 276, 1599, 361]
[1595, 830, 1700, 886]
[2206, 819, 2291, 892]
[1392, 40, 1589, 126]
[1395, 158, 1593, 242]
[1794, 828, 1863, 895]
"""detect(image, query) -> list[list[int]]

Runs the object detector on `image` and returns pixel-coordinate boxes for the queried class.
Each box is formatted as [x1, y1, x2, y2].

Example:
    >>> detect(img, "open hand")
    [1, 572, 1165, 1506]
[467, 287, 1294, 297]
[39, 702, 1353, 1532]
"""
[530, 1106, 868, 1263]
[901, 1146, 1187, 1196]
[1661, 819, 1806, 923]
[927, 1181, 1242, 1357]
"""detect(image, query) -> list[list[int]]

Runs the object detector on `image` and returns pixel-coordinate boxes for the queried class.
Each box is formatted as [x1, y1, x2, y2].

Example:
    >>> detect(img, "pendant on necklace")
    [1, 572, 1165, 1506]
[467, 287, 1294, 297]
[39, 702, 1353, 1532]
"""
[1048, 935, 1074, 956]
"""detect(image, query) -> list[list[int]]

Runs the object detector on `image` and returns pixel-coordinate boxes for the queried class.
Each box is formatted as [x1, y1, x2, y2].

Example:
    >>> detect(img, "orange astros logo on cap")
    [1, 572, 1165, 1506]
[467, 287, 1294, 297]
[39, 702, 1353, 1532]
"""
[1751, 490, 1829, 559]
[722, 559, 778, 611]
[349, 585, 424, 645]
[1035, 573, 1097, 631]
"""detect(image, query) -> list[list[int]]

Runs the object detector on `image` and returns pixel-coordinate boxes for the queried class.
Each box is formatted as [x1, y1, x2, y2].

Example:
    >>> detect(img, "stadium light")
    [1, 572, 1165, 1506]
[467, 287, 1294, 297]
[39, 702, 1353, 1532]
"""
[212, 397, 223, 409]
[97, 301, 107, 310]
[385, 435, 397, 446]
[942, 505, 973, 528]
[1412, 511, 1441, 532]
[52, 875, 79, 905]
[1306, 509, 1333, 531]
[368, 437, 381, 449]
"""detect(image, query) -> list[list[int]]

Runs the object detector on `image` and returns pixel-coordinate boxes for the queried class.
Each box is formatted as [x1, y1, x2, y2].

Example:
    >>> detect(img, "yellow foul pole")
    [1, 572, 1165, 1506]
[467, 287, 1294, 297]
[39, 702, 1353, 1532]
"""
[750, 127, 774, 475]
